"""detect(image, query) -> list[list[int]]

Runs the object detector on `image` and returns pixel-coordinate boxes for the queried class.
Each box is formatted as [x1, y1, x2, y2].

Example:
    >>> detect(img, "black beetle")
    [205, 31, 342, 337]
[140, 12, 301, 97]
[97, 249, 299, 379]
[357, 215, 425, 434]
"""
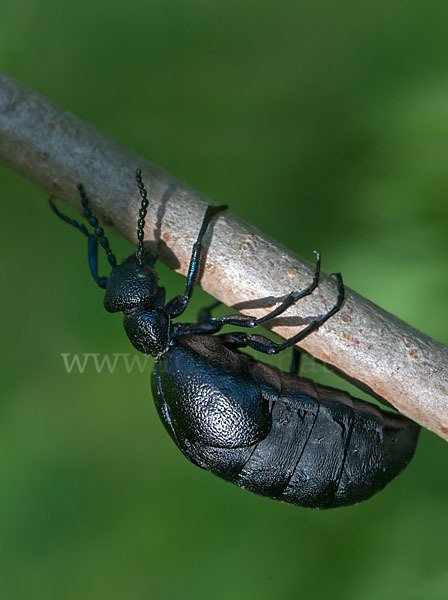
[50, 169, 419, 509]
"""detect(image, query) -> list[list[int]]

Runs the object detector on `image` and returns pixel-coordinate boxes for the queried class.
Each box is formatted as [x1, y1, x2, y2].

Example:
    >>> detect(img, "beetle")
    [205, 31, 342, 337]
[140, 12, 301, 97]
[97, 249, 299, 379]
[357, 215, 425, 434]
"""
[50, 169, 420, 509]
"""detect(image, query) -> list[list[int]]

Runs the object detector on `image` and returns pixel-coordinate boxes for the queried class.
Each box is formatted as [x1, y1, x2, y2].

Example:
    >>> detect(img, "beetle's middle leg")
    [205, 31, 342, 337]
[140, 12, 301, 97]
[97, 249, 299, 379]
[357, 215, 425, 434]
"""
[171, 253, 327, 342]
[170, 300, 223, 337]
[213, 273, 344, 356]
[214, 252, 321, 329]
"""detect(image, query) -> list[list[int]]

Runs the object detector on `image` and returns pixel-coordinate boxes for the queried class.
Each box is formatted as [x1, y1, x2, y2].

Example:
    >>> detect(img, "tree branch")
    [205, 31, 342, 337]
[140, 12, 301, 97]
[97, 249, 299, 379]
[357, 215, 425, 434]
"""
[1, 71, 447, 441]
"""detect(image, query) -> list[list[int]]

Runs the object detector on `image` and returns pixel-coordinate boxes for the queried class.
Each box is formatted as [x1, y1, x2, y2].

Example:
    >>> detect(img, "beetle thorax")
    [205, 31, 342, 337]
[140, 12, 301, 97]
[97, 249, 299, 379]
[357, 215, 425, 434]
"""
[123, 306, 171, 356]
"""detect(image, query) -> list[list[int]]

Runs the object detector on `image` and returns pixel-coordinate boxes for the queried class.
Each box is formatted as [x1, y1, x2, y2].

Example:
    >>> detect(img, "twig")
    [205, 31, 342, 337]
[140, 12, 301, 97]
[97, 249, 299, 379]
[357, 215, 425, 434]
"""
[1, 71, 447, 440]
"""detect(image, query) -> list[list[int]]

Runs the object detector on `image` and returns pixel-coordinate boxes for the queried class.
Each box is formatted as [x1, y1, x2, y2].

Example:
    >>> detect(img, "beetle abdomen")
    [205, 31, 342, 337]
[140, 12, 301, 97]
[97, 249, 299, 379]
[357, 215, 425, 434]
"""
[152, 335, 419, 509]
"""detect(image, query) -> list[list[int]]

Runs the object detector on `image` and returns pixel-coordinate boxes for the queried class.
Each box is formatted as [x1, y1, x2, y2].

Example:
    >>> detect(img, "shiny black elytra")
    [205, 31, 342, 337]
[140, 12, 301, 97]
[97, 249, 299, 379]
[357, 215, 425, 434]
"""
[50, 170, 419, 509]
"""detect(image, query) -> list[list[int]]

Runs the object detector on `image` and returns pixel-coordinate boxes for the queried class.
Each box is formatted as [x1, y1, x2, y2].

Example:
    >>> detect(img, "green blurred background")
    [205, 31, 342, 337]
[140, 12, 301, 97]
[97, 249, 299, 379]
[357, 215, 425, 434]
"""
[1, 1, 447, 599]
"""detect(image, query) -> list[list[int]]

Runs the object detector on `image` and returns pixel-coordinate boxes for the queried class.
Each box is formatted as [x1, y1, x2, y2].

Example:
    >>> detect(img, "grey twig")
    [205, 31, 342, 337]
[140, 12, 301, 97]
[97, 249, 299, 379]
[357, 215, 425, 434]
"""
[1, 71, 447, 441]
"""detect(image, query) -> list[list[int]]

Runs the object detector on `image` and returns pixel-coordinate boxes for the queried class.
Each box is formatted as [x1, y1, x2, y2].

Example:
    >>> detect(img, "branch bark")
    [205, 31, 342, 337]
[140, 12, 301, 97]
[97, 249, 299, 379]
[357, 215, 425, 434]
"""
[1, 71, 447, 441]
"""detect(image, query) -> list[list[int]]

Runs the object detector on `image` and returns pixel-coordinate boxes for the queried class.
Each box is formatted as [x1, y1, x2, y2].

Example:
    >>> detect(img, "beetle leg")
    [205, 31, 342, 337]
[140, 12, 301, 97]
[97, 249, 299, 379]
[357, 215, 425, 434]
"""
[166, 205, 227, 318]
[49, 199, 90, 236]
[216, 274, 344, 356]
[254, 251, 321, 326]
[215, 251, 321, 328]
[289, 347, 302, 375]
[86, 235, 108, 288]
[211, 332, 253, 350]
[171, 319, 223, 338]
[49, 200, 109, 289]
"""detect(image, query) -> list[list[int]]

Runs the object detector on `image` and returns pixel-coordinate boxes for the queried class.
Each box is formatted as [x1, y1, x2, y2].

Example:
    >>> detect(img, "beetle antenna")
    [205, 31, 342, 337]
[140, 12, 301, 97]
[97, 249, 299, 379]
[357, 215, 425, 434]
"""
[135, 168, 149, 267]
[77, 184, 117, 268]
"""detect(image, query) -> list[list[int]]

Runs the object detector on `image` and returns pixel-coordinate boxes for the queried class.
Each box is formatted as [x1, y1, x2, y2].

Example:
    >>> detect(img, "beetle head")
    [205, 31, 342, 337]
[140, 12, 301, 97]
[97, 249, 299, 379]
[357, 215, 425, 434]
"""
[104, 253, 159, 313]
[104, 168, 160, 314]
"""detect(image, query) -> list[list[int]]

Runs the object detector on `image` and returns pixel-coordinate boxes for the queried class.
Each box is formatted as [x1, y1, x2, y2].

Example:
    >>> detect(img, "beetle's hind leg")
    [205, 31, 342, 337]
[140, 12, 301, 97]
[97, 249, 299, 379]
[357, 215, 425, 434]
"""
[212, 335, 303, 376]
[290, 347, 302, 375]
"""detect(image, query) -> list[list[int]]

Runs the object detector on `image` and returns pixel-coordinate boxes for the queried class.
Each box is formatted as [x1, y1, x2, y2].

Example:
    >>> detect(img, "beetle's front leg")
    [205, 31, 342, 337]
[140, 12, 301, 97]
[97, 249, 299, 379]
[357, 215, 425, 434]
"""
[165, 204, 227, 318]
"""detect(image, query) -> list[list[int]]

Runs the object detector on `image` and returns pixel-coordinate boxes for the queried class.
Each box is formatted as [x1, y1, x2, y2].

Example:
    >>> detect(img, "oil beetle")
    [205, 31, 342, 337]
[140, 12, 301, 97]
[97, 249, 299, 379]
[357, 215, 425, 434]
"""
[50, 169, 419, 509]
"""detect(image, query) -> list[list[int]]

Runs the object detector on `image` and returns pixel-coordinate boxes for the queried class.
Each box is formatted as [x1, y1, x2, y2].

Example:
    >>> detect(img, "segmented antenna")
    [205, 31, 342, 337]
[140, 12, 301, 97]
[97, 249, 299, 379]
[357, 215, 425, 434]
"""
[77, 184, 117, 267]
[135, 168, 149, 266]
